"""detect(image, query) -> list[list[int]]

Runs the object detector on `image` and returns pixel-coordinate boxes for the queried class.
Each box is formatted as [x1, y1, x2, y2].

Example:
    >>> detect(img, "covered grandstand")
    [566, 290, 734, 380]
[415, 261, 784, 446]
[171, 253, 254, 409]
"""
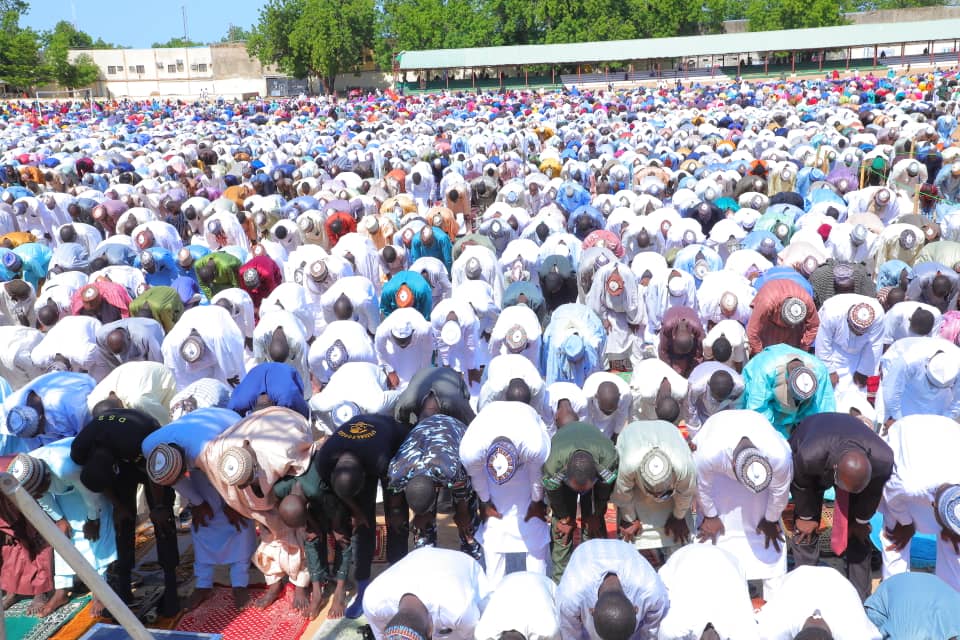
[395, 18, 960, 91]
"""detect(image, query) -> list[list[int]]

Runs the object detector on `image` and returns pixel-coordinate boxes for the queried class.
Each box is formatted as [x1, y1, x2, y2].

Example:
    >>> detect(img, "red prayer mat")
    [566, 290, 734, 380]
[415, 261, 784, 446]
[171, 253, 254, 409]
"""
[175, 585, 309, 640]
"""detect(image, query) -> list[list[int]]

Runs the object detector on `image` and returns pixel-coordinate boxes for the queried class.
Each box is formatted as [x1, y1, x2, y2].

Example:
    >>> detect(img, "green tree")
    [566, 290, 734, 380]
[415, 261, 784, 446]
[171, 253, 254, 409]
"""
[249, 0, 375, 93]
[247, 0, 309, 77]
[220, 24, 253, 43]
[627, 0, 732, 37]
[746, 0, 853, 31]
[289, 0, 375, 92]
[152, 36, 204, 48]
[536, 0, 637, 44]
[43, 21, 101, 89]
[0, 1, 46, 92]
[375, 0, 505, 68]
[486, 0, 544, 45]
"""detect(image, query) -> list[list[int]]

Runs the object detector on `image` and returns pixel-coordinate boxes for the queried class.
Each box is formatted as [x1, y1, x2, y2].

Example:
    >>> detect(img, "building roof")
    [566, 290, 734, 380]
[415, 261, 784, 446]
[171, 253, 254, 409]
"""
[398, 18, 960, 70]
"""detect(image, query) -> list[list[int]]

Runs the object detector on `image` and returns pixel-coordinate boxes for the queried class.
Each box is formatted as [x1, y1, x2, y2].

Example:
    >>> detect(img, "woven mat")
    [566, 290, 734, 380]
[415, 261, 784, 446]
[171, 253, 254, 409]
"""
[322, 524, 387, 563]
[48, 596, 181, 640]
[3, 594, 91, 640]
[175, 585, 309, 640]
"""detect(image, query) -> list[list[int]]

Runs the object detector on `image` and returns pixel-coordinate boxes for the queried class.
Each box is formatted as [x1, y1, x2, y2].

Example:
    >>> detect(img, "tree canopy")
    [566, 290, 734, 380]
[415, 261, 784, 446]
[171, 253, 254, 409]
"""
[152, 36, 204, 48]
[248, 0, 375, 92]
[43, 21, 102, 89]
[227, 0, 960, 91]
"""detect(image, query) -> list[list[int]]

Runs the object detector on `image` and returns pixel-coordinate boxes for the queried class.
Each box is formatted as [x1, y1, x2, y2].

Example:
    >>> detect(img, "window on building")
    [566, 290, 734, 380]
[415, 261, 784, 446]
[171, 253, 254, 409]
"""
[135, 65, 145, 74]
[176, 61, 184, 72]
[107, 66, 117, 75]
[197, 63, 208, 73]
[167, 64, 177, 73]
[128, 66, 136, 72]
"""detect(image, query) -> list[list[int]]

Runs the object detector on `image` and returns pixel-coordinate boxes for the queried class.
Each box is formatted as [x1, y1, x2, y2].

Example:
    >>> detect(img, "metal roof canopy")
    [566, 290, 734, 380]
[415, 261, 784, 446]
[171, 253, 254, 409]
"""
[398, 19, 960, 70]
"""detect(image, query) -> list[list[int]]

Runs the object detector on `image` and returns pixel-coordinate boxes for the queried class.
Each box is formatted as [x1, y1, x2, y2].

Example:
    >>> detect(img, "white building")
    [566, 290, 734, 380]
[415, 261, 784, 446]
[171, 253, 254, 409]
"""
[67, 43, 291, 99]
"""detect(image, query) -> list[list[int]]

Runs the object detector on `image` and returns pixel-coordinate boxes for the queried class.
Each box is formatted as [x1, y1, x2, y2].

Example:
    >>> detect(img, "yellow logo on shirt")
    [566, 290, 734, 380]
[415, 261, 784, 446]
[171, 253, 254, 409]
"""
[338, 421, 377, 440]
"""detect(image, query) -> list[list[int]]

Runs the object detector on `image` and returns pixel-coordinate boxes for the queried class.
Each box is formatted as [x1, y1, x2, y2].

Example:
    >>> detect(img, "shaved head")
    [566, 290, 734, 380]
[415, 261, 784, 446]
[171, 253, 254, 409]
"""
[505, 378, 532, 404]
[332, 453, 364, 499]
[404, 474, 438, 516]
[707, 371, 734, 401]
[333, 293, 354, 320]
[197, 261, 216, 285]
[37, 301, 60, 328]
[105, 328, 129, 355]
[836, 449, 872, 494]
[267, 326, 290, 362]
[596, 381, 621, 415]
[932, 274, 952, 298]
[883, 286, 905, 310]
[278, 494, 307, 528]
[655, 395, 681, 423]
[592, 589, 637, 640]
[672, 330, 695, 356]
[710, 336, 732, 363]
[566, 450, 597, 493]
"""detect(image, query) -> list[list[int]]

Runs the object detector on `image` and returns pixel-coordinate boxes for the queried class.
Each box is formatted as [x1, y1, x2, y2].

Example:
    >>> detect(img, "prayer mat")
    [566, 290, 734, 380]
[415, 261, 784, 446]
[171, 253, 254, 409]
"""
[323, 524, 387, 563]
[175, 585, 309, 640]
[48, 592, 182, 640]
[571, 505, 618, 545]
[352, 523, 387, 563]
[4, 594, 91, 640]
[75, 624, 219, 640]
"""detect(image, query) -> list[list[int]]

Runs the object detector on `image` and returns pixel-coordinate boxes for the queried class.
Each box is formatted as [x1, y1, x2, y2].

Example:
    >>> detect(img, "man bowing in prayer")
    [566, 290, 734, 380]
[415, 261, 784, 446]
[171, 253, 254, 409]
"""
[556, 539, 669, 640]
[692, 410, 792, 598]
[789, 412, 894, 601]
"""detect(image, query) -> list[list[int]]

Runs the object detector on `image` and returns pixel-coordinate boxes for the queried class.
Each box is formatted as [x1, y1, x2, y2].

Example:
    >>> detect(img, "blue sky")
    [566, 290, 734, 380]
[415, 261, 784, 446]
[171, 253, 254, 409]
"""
[22, 0, 264, 48]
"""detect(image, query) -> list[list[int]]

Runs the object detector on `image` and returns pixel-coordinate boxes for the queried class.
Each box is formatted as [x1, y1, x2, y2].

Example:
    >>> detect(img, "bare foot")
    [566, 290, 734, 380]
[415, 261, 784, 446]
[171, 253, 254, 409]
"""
[184, 588, 213, 612]
[89, 598, 106, 618]
[307, 582, 329, 620]
[36, 589, 70, 617]
[254, 581, 284, 610]
[327, 586, 347, 620]
[292, 585, 310, 617]
[25, 592, 50, 616]
[232, 587, 249, 610]
[2, 592, 24, 609]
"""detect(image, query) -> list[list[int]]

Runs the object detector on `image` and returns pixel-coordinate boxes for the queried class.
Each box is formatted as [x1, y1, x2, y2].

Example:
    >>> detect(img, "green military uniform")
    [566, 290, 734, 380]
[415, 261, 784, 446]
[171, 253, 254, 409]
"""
[541, 421, 618, 582]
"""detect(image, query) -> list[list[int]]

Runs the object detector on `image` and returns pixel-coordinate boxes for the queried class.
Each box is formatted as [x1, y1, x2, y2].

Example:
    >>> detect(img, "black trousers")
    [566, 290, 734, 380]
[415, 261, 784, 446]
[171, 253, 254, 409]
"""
[789, 530, 872, 602]
[348, 476, 408, 581]
[112, 463, 179, 599]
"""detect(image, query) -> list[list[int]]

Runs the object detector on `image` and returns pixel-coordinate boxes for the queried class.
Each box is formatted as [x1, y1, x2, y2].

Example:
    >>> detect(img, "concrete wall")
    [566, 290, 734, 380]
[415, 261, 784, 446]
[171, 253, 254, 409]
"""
[333, 71, 393, 91]
[68, 43, 287, 99]
[723, 4, 960, 33]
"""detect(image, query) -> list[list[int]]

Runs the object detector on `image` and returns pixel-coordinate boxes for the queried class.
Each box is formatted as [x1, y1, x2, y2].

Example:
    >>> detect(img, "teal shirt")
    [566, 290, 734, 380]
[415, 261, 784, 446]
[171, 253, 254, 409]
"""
[741, 344, 836, 438]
